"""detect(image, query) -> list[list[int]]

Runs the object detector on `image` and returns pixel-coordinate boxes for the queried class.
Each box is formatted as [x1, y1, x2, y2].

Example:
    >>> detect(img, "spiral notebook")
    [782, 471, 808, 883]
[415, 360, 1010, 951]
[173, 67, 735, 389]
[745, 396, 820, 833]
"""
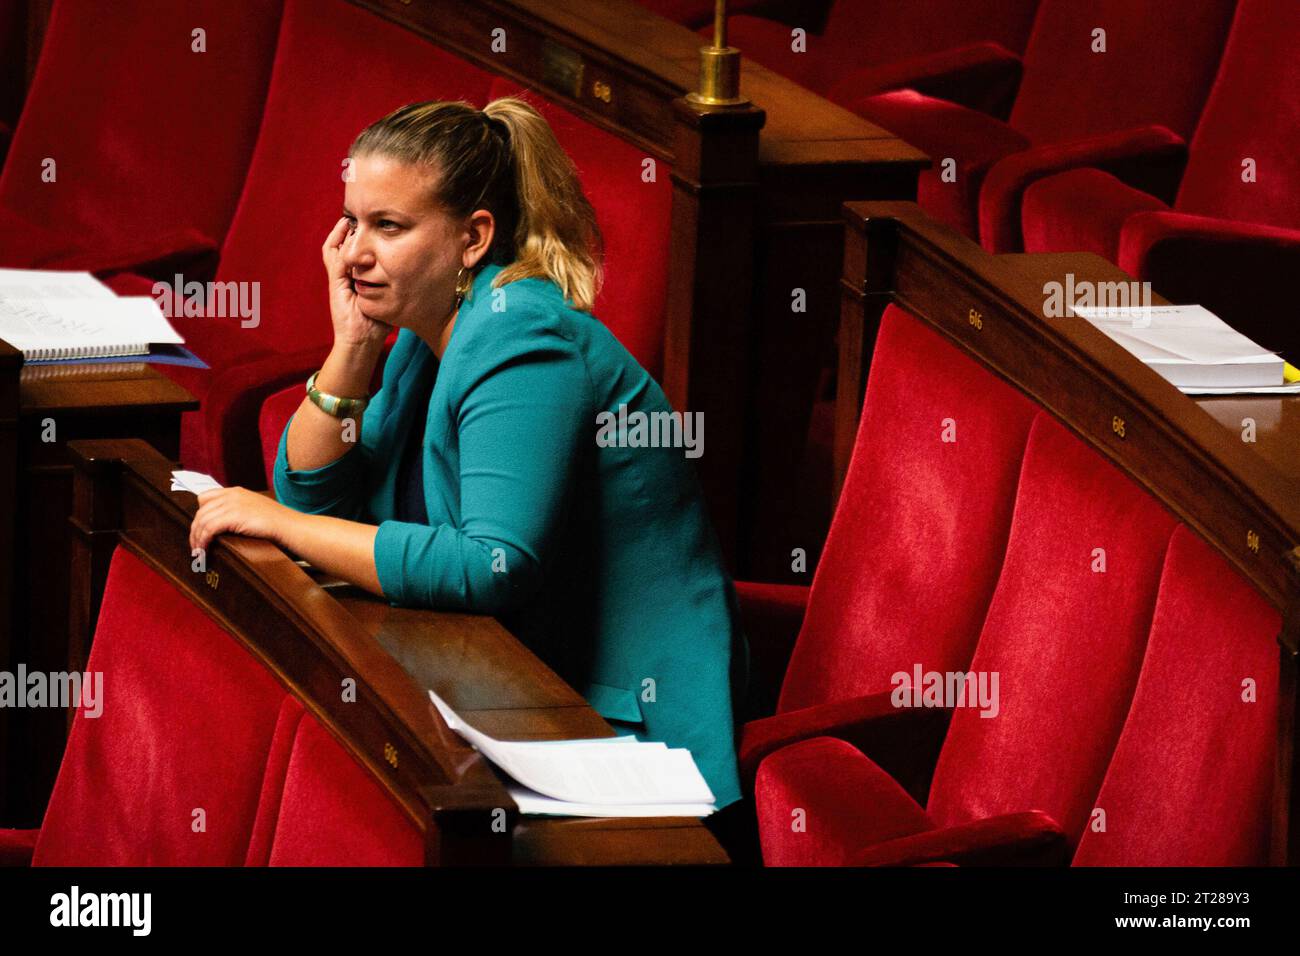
[0, 295, 185, 361]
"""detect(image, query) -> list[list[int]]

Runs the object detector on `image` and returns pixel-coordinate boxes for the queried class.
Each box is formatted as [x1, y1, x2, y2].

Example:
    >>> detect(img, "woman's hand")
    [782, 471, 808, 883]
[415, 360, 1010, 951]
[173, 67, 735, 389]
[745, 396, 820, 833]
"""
[189, 487, 299, 554]
[322, 216, 391, 350]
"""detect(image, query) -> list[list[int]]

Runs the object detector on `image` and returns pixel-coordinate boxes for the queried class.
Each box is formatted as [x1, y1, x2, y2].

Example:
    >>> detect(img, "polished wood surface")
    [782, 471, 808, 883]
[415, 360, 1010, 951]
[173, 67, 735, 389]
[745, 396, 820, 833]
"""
[65, 437, 727, 865]
[0, 342, 196, 826]
[838, 202, 1300, 865]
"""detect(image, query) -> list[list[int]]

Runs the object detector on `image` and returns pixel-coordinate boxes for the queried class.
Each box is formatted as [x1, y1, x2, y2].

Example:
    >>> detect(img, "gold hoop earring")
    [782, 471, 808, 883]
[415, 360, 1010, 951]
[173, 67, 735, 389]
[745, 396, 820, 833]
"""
[454, 266, 473, 305]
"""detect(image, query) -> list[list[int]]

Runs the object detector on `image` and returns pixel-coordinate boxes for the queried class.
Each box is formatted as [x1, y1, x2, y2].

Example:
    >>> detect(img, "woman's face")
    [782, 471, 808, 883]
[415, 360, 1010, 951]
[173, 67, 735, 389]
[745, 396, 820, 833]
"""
[340, 152, 486, 328]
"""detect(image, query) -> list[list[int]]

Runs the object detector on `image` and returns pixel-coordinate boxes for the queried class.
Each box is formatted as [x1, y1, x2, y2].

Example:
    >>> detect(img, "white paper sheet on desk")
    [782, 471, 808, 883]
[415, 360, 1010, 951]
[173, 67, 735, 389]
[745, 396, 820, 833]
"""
[1179, 381, 1300, 395]
[428, 689, 716, 809]
[170, 470, 223, 494]
[506, 784, 716, 818]
[1075, 305, 1277, 365]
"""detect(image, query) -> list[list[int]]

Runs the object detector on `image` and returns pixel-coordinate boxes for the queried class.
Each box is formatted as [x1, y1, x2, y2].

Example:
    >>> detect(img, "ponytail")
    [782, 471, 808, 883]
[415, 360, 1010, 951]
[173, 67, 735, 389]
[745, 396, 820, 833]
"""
[350, 96, 603, 311]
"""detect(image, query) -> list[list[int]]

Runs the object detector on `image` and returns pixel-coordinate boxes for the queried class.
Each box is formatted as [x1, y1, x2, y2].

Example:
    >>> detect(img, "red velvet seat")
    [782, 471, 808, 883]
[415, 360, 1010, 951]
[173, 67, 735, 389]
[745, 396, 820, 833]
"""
[720, 0, 1038, 111]
[757, 520, 1281, 867]
[145, 0, 495, 484]
[756, 407, 1181, 866]
[252, 58, 674, 490]
[1019, 0, 1300, 359]
[733, 304, 1037, 786]
[1073, 526, 1280, 866]
[0, 0, 283, 276]
[0, 545, 422, 866]
[847, 0, 1234, 243]
[158, 0, 671, 487]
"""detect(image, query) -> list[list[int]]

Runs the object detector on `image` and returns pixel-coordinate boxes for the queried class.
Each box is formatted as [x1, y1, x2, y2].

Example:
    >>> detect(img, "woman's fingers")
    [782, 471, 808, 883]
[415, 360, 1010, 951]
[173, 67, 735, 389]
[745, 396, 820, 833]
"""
[324, 216, 349, 251]
[190, 494, 227, 552]
[322, 217, 351, 273]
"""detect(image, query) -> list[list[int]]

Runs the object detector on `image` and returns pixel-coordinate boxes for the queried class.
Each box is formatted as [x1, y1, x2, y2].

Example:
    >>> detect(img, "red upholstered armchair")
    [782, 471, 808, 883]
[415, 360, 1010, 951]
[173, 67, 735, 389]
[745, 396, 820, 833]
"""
[751, 203, 1292, 867]
[249, 40, 676, 489]
[0, 546, 423, 866]
[132, 0, 500, 486]
[0, 0, 283, 278]
[757, 406, 1184, 866]
[1019, 0, 1300, 361]
[732, 304, 1038, 800]
[848, 0, 1235, 244]
[716, 0, 1037, 113]
[757, 520, 1281, 867]
[139, 0, 672, 489]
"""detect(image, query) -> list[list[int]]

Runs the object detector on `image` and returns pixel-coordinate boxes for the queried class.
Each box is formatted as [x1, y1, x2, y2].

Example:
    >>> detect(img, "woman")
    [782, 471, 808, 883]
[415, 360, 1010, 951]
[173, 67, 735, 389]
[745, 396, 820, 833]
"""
[187, 98, 748, 816]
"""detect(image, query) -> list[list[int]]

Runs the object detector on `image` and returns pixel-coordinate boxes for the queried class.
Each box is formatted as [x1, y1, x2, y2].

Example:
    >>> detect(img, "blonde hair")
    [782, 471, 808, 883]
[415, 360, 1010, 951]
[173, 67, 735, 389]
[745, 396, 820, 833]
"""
[349, 97, 603, 311]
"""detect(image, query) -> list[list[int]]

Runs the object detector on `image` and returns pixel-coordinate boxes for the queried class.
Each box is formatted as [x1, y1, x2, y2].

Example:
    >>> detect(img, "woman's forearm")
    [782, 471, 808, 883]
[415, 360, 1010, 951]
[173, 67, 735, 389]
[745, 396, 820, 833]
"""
[279, 510, 384, 597]
[285, 342, 385, 471]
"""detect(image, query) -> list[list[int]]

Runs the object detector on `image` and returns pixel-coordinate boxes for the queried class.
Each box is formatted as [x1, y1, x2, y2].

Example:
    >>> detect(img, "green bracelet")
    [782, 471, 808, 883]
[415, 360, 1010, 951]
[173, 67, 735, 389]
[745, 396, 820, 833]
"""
[306, 370, 369, 418]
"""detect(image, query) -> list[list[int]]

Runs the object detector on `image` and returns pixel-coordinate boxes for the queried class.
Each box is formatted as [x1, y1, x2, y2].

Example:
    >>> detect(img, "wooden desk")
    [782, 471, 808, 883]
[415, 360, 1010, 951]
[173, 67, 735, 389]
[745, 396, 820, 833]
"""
[66, 438, 727, 865]
[335, 592, 727, 865]
[0, 344, 196, 825]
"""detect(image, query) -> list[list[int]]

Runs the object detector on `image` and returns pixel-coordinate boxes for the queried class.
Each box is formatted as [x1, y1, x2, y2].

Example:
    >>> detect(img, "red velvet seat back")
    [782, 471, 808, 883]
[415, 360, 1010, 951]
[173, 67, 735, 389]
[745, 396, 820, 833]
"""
[33, 547, 289, 865]
[32, 546, 424, 866]
[1175, 0, 1300, 229]
[262, 710, 424, 866]
[208, 0, 497, 364]
[1074, 525, 1280, 865]
[823, 0, 1039, 63]
[926, 412, 1178, 842]
[720, 0, 1038, 98]
[776, 305, 1037, 713]
[1009, 0, 1235, 145]
[0, 0, 283, 269]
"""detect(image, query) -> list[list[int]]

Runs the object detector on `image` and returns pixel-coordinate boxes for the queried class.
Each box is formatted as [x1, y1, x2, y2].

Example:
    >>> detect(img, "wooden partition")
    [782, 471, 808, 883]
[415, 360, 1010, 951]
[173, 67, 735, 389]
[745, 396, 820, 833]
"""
[0, 344, 196, 825]
[837, 201, 1300, 865]
[64, 437, 727, 866]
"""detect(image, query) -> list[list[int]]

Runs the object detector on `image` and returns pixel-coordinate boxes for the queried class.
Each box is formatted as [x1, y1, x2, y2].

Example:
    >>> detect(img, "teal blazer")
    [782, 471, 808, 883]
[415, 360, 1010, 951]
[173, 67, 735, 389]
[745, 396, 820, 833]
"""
[273, 262, 746, 808]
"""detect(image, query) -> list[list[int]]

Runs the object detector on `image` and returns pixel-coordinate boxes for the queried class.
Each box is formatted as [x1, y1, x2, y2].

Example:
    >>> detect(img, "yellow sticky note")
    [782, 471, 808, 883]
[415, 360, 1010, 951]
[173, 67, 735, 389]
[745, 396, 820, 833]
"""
[1285, 363, 1300, 384]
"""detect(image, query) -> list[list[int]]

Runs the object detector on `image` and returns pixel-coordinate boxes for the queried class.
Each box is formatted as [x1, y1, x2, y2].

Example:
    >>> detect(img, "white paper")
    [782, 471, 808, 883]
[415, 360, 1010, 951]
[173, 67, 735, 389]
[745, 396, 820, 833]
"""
[1074, 304, 1284, 390]
[0, 296, 184, 358]
[428, 690, 716, 810]
[170, 470, 223, 494]
[506, 784, 716, 818]
[0, 268, 115, 300]
[1180, 381, 1300, 395]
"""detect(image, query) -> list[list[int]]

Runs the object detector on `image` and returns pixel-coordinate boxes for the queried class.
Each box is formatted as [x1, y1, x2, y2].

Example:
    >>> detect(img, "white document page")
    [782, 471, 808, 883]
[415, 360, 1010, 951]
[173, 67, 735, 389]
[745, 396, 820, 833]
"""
[429, 689, 715, 807]
[0, 297, 184, 356]
[506, 784, 716, 818]
[1075, 305, 1284, 389]
[171, 470, 223, 494]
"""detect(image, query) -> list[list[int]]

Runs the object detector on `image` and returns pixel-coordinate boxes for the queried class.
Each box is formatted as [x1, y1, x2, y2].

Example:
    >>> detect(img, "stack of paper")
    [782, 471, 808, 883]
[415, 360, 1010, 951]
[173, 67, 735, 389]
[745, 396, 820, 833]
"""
[0, 268, 186, 362]
[1074, 305, 1300, 394]
[429, 690, 717, 818]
